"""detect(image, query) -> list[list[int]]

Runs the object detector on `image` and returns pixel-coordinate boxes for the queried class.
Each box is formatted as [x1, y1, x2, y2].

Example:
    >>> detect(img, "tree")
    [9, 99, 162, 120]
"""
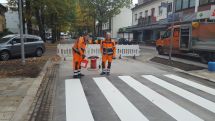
[88, 0, 132, 36]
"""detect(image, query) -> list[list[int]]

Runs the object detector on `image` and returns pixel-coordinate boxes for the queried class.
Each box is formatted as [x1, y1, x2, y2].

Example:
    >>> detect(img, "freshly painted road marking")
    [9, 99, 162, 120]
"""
[119, 76, 203, 121]
[65, 79, 94, 121]
[165, 74, 215, 96]
[93, 77, 149, 121]
[142, 75, 215, 113]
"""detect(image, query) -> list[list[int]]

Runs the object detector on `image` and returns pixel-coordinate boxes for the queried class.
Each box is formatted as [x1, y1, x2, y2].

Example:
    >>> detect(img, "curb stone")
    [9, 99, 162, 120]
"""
[10, 60, 52, 121]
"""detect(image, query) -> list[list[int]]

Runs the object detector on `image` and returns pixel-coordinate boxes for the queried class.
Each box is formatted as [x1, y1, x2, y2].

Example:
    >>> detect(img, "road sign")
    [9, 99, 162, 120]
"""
[210, 5, 215, 20]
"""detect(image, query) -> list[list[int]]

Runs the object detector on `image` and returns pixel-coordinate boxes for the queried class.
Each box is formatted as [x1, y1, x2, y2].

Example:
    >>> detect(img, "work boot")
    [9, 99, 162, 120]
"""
[100, 72, 106, 75]
[73, 75, 79, 78]
[106, 69, 110, 76]
[79, 73, 85, 77]
[106, 72, 110, 76]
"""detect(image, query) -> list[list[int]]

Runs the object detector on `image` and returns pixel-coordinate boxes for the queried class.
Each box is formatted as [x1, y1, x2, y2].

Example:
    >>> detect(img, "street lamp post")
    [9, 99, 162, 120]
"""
[18, 0, 25, 65]
[169, 0, 176, 62]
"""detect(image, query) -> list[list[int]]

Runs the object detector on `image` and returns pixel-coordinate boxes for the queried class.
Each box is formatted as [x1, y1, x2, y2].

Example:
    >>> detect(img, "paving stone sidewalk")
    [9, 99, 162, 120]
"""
[0, 78, 34, 121]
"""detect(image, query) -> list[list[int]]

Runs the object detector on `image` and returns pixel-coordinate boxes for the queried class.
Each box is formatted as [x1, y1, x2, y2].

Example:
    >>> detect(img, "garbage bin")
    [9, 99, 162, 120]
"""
[208, 62, 215, 72]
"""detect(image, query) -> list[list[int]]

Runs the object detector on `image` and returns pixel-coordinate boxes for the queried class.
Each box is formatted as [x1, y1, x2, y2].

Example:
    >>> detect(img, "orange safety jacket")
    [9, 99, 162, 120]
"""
[100, 39, 116, 56]
[72, 37, 86, 56]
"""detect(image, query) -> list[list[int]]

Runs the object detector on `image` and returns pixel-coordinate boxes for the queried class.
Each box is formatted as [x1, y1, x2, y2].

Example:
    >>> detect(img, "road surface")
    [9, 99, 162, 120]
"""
[52, 57, 215, 121]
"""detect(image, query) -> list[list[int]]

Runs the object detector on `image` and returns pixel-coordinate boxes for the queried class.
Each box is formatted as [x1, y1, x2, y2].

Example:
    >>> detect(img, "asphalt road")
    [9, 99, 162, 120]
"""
[52, 57, 215, 121]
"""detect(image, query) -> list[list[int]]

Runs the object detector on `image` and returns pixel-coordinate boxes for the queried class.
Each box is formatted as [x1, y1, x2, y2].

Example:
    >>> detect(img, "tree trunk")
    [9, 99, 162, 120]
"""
[35, 8, 46, 41]
[26, 0, 32, 34]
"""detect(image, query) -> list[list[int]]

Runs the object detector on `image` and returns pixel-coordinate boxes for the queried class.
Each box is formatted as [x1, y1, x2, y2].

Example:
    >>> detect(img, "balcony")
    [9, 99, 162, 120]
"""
[138, 16, 157, 26]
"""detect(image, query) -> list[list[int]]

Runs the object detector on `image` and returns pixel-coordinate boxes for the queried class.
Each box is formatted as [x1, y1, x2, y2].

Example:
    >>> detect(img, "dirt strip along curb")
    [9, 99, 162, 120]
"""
[10, 60, 52, 121]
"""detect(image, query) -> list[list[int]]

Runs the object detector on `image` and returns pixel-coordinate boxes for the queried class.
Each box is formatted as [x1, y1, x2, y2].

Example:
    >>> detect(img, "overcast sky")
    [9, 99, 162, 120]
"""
[1, 0, 138, 4]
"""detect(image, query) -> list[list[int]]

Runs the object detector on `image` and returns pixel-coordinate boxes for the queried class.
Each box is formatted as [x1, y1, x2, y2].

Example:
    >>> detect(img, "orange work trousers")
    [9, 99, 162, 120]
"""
[72, 51, 82, 76]
[102, 54, 113, 73]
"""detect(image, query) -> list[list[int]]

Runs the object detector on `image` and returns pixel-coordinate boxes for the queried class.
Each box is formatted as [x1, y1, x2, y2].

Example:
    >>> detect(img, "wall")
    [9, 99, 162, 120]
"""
[132, 0, 173, 25]
[111, 7, 132, 38]
[5, 10, 19, 33]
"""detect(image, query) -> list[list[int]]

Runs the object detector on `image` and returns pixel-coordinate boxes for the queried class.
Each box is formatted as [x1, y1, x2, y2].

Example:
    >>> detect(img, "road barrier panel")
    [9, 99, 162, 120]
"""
[57, 44, 140, 60]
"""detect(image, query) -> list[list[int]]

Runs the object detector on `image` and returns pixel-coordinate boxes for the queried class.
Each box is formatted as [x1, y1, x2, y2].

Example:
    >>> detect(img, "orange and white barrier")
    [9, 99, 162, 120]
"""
[57, 44, 140, 60]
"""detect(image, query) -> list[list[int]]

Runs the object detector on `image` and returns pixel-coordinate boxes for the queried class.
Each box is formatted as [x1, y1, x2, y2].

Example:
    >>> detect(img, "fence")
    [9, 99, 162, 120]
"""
[57, 44, 140, 60]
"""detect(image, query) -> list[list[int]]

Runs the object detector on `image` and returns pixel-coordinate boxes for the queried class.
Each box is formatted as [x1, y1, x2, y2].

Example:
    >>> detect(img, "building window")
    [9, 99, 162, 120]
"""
[189, 0, 195, 7]
[199, 0, 209, 5]
[159, 6, 163, 15]
[139, 12, 142, 18]
[145, 10, 148, 17]
[182, 0, 189, 9]
[167, 3, 172, 12]
[135, 14, 137, 21]
[176, 0, 182, 11]
[151, 8, 155, 17]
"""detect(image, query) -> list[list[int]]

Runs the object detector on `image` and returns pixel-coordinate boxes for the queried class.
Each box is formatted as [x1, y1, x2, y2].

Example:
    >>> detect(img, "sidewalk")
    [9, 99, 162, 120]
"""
[0, 78, 34, 121]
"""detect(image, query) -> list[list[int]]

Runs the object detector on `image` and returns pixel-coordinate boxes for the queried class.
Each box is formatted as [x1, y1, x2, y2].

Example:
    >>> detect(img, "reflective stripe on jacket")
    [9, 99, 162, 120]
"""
[100, 39, 116, 56]
[72, 37, 86, 55]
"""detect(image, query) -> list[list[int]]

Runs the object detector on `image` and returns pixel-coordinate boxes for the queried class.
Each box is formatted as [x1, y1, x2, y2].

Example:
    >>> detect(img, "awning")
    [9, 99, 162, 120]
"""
[127, 24, 168, 31]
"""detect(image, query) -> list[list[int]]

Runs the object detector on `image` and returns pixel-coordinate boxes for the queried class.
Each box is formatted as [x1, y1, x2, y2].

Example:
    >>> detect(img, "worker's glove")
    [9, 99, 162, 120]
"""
[112, 56, 116, 59]
[82, 54, 86, 59]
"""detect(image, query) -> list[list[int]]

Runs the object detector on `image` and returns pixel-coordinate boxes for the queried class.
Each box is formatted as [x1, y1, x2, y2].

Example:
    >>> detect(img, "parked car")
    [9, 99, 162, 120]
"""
[0, 34, 45, 61]
[118, 38, 131, 45]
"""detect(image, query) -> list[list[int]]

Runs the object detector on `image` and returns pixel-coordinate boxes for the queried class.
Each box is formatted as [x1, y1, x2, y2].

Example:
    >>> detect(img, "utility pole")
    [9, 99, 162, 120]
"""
[169, 0, 175, 62]
[18, 0, 25, 65]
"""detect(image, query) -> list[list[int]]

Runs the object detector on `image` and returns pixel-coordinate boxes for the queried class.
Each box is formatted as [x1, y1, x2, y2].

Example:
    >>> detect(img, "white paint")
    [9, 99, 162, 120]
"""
[94, 77, 149, 121]
[165, 74, 215, 96]
[65, 79, 94, 121]
[142, 75, 215, 113]
[119, 76, 203, 121]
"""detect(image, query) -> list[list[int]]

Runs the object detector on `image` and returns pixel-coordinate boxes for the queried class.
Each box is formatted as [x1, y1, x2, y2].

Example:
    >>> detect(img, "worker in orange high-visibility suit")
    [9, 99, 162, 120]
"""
[72, 32, 88, 78]
[100, 33, 116, 75]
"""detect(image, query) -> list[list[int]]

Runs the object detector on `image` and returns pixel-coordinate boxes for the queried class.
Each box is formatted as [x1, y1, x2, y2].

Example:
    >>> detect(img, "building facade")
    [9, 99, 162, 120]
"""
[128, 0, 215, 44]
[129, 0, 173, 44]
[101, 6, 133, 41]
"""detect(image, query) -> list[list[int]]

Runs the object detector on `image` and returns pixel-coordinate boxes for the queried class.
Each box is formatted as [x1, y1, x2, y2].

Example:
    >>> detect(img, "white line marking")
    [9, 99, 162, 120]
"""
[165, 74, 215, 96]
[142, 75, 215, 113]
[119, 76, 203, 121]
[65, 79, 94, 121]
[93, 77, 149, 121]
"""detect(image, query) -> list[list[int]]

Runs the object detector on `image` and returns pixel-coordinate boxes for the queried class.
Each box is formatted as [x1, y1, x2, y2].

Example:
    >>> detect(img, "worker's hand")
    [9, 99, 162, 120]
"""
[82, 54, 86, 59]
[112, 56, 116, 59]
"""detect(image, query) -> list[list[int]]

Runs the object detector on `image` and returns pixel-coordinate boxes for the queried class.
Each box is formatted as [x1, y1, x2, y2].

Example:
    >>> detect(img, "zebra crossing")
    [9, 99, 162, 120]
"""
[65, 74, 215, 121]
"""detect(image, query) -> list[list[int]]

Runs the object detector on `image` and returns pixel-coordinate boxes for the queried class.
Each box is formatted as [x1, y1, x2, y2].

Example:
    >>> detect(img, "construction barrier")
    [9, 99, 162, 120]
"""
[57, 44, 140, 60]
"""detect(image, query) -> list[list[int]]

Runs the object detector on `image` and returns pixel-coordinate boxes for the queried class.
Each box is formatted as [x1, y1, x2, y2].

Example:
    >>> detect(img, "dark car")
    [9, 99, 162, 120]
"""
[118, 38, 131, 45]
[0, 34, 45, 61]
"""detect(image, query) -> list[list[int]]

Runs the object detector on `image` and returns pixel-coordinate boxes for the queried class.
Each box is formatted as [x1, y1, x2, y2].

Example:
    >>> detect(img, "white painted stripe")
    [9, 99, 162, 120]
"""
[119, 76, 203, 121]
[165, 74, 215, 96]
[93, 77, 149, 121]
[142, 75, 215, 113]
[65, 79, 94, 121]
